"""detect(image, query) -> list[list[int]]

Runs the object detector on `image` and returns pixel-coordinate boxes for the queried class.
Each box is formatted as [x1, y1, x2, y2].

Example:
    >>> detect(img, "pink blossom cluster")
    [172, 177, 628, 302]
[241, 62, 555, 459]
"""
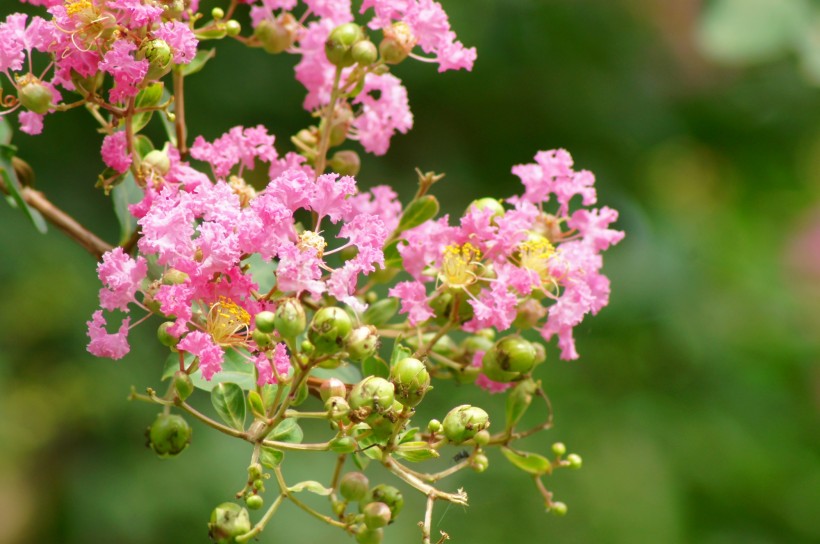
[390, 149, 624, 362]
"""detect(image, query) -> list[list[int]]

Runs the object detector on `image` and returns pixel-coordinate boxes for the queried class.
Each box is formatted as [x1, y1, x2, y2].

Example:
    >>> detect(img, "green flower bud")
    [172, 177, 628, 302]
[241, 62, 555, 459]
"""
[365, 412, 395, 441]
[325, 23, 365, 67]
[349, 377, 395, 415]
[253, 478, 265, 491]
[480, 348, 518, 383]
[211, 6, 224, 19]
[390, 357, 430, 407]
[225, 20, 241, 37]
[325, 396, 350, 421]
[245, 494, 263, 510]
[566, 453, 582, 469]
[363, 501, 392, 529]
[329, 105, 353, 147]
[355, 528, 384, 544]
[147, 413, 191, 457]
[473, 429, 490, 446]
[379, 22, 415, 64]
[328, 150, 361, 177]
[208, 502, 251, 544]
[551, 442, 567, 456]
[329, 435, 357, 453]
[274, 298, 307, 339]
[252, 328, 273, 348]
[308, 307, 353, 354]
[363, 484, 403, 519]
[467, 197, 505, 219]
[550, 502, 568, 516]
[471, 453, 489, 473]
[254, 310, 276, 333]
[339, 471, 369, 502]
[495, 336, 537, 373]
[140, 38, 173, 80]
[352, 40, 378, 66]
[320, 377, 347, 402]
[460, 334, 494, 360]
[254, 14, 298, 54]
[248, 463, 263, 481]
[157, 321, 179, 348]
[442, 405, 490, 444]
[17, 77, 53, 114]
[301, 340, 315, 354]
[345, 325, 380, 361]
[143, 149, 171, 175]
[173, 370, 194, 401]
[427, 419, 442, 433]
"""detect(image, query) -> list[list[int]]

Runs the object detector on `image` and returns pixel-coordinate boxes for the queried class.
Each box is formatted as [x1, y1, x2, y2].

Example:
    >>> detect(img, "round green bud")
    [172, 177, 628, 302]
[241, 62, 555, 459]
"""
[225, 20, 241, 37]
[550, 502, 568, 516]
[211, 6, 224, 19]
[308, 307, 353, 354]
[254, 310, 276, 333]
[328, 150, 361, 177]
[320, 377, 347, 402]
[480, 348, 518, 383]
[274, 298, 307, 339]
[364, 484, 403, 519]
[566, 453, 582, 469]
[390, 357, 430, 407]
[345, 325, 380, 361]
[471, 453, 489, 473]
[325, 396, 350, 421]
[427, 419, 442, 433]
[301, 340, 315, 354]
[253, 478, 265, 491]
[325, 23, 364, 67]
[467, 197, 505, 219]
[473, 429, 490, 446]
[442, 405, 490, 444]
[18, 79, 53, 114]
[143, 149, 171, 176]
[495, 336, 537, 373]
[140, 38, 173, 80]
[363, 501, 392, 529]
[148, 413, 191, 457]
[248, 463, 263, 481]
[379, 37, 408, 65]
[461, 334, 494, 360]
[252, 328, 273, 348]
[255, 14, 298, 54]
[349, 377, 395, 415]
[329, 435, 357, 453]
[208, 502, 251, 544]
[157, 321, 179, 348]
[245, 494, 263, 510]
[365, 413, 395, 441]
[355, 528, 384, 544]
[352, 40, 378, 66]
[551, 442, 567, 457]
[339, 471, 369, 502]
[173, 370, 194, 401]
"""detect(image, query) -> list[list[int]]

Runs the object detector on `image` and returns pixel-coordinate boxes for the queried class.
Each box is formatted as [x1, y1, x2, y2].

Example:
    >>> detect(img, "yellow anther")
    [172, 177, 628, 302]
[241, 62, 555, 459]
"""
[439, 242, 481, 288]
[66, 0, 92, 16]
[298, 230, 327, 258]
[207, 296, 251, 345]
[517, 236, 555, 279]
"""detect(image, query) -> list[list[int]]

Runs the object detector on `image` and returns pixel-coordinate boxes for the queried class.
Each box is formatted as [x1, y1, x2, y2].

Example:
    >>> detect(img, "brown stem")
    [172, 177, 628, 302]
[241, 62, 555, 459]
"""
[0, 178, 113, 259]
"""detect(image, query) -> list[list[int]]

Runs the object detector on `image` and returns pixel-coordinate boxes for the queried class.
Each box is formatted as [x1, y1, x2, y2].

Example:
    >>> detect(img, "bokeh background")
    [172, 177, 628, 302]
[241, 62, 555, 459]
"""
[2, 0, 820, 542]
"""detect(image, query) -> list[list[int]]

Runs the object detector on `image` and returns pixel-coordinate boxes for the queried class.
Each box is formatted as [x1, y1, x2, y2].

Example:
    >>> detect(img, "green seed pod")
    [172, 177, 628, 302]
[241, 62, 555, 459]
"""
[379, 22, 414, 64]
[17, 78, 53, 114]
[325, 396, 350, 421]
[390, 357, 430, 407]
[345, 325, 380, 361]
[352, 39, 378, 66]
[471, 453, 489, 473]
[252, 328, 273, 348]
[157, 321, 179, 348]
[495, 336, 537, 373]
[349, 377, 395, 415]
[308, 307, 353, 354]
[442, 405, 490, 444]
[140, 38, 173, 80]
[355, 528, 384, 544]
[363, 484, 403, 519]
[328, 150, 361, 177]
[329, 435, 357, 453]
[480, 344, 520, 383]
[173, 371, 194, 401]
[325, 22, 365, 67]
[566, 453, 583, 469]
[320, 377, 347, 402]
[225, 19, 241, 37]
[245, 494, 263, 510]
[339, 471, 369, 502]
[208, 502, 251, 544]
[274, 298, 307, 339]
[363, 501, 392, 529]
[148, 413, 191, 457]
[254, 310, 276, 333]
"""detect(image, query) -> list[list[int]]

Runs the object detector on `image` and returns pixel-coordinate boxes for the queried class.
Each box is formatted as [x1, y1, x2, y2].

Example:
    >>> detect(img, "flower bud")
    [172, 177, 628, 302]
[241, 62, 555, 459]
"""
[208, 502, 251, 544]
[379, 22, 415, 64]
[365, 413, 395, 441]
[479, 349, 518, 383]
[254, 14, 298, 54]
[352, 40, 378, 66]
[473, 429, 490, 446]
[147, 413, 191, 457]
[328, 150, 361, 176]
[471, 452, 489, 473]
[248, 463, 263, 481]
[225, 20, 241, 37]
[325, 23, 365, 67]
[308, 306, 353, 355]
[442, 405, 490, 444]
[143, 149, 171, 175]
[245, 494, 263, 510]
[355, 528, 384, 544]
[339, 471, 369, 501]
[495, 336, 538, 373]
[157, 321, 179, 348]
[325, 396, 350, 421]
[363, 501, 391, 529]
[566, 453, 582, 469]
[390, 357, 430, 407]
[329, 435, 357, 453]
[17, 77, 53, 114]
[173, 370, 194, 401]
[254, 310, 276, 333]
[363, 484, 403, 519]
[140, 38, 173, 80]
[211, 6, 224, 19]
[550, 502, 568, 516]
[467, 197, 505, 219]
[349, 377, 395, 415]
[252, 328, 273, 348]
[274, 298, 306, 339]
[427, 419, 442, 433]
[551, 442, 567, 456]
[320, 377, 347, 402]
[345, 325, 380, 361]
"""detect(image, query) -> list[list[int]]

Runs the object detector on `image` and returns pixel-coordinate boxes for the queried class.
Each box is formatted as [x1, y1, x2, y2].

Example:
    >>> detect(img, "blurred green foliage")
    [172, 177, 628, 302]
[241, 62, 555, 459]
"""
[2, 1, 820, 543]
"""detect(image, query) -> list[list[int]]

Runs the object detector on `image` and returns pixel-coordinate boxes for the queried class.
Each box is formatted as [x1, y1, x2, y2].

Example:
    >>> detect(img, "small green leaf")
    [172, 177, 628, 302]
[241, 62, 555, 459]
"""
[394, 441, 439, 462]
[268, 418, 303, 443]
[363, 297, 399, 326]
[132, 82, 164, 133]
[288, 480, 332, 496]
[397, 195, 439, 232]
[389, 342, 412, 368]
[501, 447, 552, 476]
[353, 452, 371, 471]
[211, 382, 247, 431]
[382, 240, 402, 269]
[111, 171, 143, 244]
[248, 390, 266, 417]
[0, 116, 13, 145]
[397, 427, 418, 444]
[505, 378, 537, 431]
[0, 144, 47, 233]
[362, 356, 390, 379]
[182, 49, 216, 77]
[259, 446, 284, 468]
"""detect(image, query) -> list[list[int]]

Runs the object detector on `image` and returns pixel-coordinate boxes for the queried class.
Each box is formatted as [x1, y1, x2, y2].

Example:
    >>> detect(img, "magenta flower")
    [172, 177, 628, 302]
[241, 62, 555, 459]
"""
[98, 41, 149, 103]
[178, 331, 225, 381]
[101, 132, 132, 174]
[87, 311, 131, 360]
[97, 247, 147, 312]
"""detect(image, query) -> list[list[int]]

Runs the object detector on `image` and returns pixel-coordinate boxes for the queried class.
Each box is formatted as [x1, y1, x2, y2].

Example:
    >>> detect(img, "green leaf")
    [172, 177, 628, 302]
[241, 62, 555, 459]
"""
[362, 297, 399, 326]
[353, 452, 371, 471]
[211, 382, 247, 431]
[501, 447, 552, 476]
[268, 418, 303, 443]
[182, 48, 216, 76]
[111, 171, 143, 244]
[394, 441, 439, 462]
[382, 240, 402, 269]
[505, 378, 537, 431]
[0, 116, 13, 145]
[362, 356, 389, 379]
[311, 363, 362, 384]
[397, 195, 439, 232]
[397, 427, 418, 444]
[389, 342, 412, 368]
[0, 144, 47, 233]
[288, 480, 332, 496]
[259, 446, 284, 469]
[132, 83, 165, 133]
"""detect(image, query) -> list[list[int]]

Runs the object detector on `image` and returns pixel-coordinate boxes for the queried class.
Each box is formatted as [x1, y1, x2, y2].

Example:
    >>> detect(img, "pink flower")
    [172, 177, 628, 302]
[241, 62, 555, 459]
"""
[98, 41, 149, 103]
[353, 73, 413, 155]
[275, 242, 325, 297]
[154, 21, 199, 64]
[178, 331, 225, 381]
[389, 281, 433, 325]
[87, 311, 131, 360]
[345, 185, 403, 233]
[304, 0, 353, 24]
[190, 125, 278, 178]
[109, 0, 163, 29]
[97, 247, 147, 312]
[293, 20, 338, 110]
[311, 173, 356, 223]
[254, 343, 291, 385]
[101, 132, 132, 173]
[18, 111, 43, 135]
[465, 283, 518, 332]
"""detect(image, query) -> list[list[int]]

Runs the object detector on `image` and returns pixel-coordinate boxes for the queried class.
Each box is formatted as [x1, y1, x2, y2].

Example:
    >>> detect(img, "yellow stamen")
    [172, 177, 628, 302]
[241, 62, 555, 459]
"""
[65, 0, 92, 17]
[518, 237, 555, 279]
[440, 242, 480, 288]
[207, 296, 251, 345]
[298, 230, 327, 258]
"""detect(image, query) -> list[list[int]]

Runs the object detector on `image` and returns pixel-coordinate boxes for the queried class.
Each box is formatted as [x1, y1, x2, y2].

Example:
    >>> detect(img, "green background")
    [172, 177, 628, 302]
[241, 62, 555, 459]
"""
[1, 0, 819, 543]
